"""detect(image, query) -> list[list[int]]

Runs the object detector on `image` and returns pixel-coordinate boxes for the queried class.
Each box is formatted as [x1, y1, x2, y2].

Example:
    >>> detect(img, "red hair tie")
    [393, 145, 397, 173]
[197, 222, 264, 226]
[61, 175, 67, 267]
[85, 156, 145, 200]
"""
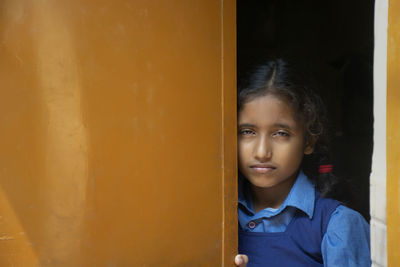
[319, 164, 333, 174]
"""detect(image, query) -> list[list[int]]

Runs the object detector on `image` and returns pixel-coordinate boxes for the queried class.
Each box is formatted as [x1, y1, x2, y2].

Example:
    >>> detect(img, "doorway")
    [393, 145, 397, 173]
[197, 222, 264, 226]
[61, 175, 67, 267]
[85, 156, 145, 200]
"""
[237, 0, 375, 220]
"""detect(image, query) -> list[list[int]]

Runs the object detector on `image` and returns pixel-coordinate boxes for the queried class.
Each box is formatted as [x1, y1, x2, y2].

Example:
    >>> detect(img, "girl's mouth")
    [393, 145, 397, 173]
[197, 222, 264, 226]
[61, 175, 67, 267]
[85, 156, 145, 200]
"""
[250, 164, 276, 174]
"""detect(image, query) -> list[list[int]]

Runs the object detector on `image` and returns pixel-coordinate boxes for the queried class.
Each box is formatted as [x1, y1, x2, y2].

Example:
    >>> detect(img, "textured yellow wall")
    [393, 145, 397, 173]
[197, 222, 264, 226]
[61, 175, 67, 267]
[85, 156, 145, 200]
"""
[0, 1, 237, 266]
[387, 0, 400, 265]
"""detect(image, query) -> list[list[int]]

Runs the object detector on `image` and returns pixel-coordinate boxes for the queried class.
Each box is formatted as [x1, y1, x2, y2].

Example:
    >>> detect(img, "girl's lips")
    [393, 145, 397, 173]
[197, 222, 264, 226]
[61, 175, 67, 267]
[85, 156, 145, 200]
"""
[250, 165, 276, 174]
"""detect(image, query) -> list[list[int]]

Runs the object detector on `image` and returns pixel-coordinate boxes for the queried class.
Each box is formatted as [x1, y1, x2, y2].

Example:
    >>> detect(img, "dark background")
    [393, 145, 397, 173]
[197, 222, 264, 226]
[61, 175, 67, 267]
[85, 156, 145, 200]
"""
[237, 0, 374, 220]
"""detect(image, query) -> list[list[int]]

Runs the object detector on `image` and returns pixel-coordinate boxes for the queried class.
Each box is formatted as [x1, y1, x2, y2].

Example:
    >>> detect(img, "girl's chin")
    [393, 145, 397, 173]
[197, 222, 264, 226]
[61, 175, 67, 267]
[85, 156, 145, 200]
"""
[247, 177, 278, 189]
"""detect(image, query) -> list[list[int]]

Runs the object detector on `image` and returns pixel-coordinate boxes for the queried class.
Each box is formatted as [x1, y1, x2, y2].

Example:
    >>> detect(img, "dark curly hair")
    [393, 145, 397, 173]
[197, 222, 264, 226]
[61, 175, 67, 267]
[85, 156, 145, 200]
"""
[238, 58, 345, 200]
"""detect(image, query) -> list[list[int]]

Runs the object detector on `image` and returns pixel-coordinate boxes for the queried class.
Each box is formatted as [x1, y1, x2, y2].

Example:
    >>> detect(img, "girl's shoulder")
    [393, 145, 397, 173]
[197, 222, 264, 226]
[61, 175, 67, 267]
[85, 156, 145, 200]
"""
[322, 205, 371, 265]
[313, 195, 369, 237]
[312, 195, 342, 233]
[327, 204, 370, 233]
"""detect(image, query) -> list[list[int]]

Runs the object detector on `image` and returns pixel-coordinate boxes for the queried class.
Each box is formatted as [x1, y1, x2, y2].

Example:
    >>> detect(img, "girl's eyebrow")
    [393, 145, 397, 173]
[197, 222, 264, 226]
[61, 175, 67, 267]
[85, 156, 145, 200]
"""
[238, 123, 256, 128]
[273, 123, 292, 130]
[238, 123, 292, 130]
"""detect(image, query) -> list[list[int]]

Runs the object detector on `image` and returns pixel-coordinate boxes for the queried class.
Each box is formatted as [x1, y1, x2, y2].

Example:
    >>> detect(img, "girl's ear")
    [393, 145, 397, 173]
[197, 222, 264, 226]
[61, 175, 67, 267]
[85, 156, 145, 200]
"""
[304, 135, 317, 155]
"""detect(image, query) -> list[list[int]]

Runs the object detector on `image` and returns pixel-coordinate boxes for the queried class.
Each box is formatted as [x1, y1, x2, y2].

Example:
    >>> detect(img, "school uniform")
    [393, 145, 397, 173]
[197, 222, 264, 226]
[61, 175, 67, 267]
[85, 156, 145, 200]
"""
[238, 171, 371, 267]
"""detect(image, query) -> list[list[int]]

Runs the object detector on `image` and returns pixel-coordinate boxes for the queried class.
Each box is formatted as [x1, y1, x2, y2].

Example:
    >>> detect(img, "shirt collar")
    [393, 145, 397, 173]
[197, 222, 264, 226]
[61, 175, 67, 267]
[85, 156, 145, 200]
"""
[238, 171, 316, 219]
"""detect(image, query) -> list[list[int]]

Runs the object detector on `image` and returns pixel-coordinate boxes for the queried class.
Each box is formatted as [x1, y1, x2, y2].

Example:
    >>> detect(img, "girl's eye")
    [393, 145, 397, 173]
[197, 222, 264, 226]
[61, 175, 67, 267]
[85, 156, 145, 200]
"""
[273, 131, 290, 137]
[240, 129, 255, 136]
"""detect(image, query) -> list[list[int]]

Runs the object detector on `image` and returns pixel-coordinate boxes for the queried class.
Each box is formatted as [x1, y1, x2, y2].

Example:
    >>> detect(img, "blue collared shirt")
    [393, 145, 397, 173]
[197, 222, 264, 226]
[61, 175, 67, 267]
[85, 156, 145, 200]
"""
[238, 171, 371, 266]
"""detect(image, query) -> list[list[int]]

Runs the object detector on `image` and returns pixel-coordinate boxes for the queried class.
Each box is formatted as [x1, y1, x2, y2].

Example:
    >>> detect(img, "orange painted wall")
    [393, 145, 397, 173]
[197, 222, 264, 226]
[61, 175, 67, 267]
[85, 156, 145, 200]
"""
[387, 0, 400, 265]
[0, 0, 236, 266]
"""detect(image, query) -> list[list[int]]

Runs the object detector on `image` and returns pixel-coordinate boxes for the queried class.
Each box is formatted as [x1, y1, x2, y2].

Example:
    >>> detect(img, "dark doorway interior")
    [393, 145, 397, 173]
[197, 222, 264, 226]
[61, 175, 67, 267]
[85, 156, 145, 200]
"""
[237, 0, 374, 220]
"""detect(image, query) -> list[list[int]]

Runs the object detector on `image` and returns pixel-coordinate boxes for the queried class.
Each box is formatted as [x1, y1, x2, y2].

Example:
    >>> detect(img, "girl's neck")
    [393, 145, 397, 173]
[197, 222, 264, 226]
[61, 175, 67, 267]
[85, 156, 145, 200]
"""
[250, 174, 297, 213]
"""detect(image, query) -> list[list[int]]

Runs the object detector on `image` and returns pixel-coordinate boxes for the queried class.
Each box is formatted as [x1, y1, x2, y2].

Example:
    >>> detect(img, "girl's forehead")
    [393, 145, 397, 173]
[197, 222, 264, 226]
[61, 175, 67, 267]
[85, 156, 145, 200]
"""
[240, 94, 293, 117]
[238, 94, 302, 129]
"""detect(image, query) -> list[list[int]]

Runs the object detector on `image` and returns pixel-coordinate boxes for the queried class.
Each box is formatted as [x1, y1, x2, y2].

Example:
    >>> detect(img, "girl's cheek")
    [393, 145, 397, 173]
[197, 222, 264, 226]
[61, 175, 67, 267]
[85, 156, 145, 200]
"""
[237, 145, 248, 164]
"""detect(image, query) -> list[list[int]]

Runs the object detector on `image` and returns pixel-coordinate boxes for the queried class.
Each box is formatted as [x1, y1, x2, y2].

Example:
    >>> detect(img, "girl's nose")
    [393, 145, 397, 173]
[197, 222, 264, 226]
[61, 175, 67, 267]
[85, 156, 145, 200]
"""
[254, 136, 272, 162]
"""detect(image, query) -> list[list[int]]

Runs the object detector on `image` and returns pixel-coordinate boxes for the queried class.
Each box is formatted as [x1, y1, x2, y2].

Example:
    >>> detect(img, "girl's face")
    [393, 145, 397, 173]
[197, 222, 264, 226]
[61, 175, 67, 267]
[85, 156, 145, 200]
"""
[238, 94, 315, 190]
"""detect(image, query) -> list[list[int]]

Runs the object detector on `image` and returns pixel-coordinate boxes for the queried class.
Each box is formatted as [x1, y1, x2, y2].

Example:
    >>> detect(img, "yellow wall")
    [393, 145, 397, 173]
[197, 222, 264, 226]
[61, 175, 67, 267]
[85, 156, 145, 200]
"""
[0, 1, 236, 266]
[387, 0, 400, 265]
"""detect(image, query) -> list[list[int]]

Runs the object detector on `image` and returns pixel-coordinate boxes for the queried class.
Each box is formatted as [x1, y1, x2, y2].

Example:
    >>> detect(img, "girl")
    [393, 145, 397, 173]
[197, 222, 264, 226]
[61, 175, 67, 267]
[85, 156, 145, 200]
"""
[233, 59, 370, 267]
